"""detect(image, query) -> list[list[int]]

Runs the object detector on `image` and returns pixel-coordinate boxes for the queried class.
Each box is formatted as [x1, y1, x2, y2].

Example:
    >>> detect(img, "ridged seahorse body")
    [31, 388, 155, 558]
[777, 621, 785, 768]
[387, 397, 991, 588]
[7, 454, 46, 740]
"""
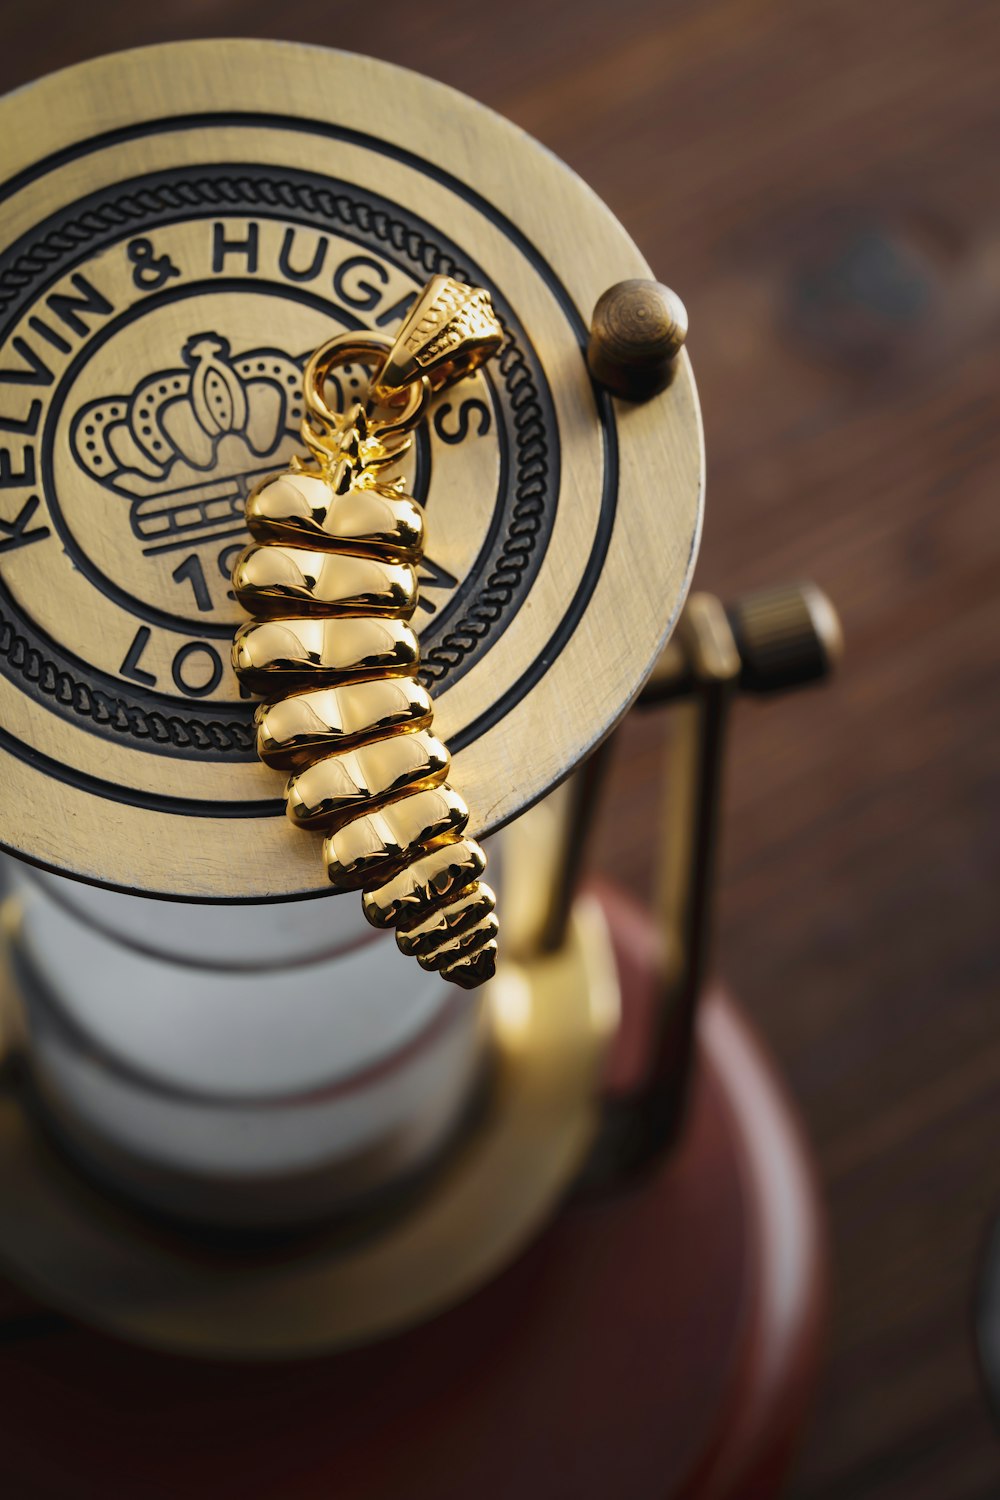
[231, 404, 498, 989]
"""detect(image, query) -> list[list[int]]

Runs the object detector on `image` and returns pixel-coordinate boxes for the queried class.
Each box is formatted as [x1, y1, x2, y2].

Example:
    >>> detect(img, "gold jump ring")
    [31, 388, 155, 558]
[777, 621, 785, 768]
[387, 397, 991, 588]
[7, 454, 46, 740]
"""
[304, 332, 430, 437]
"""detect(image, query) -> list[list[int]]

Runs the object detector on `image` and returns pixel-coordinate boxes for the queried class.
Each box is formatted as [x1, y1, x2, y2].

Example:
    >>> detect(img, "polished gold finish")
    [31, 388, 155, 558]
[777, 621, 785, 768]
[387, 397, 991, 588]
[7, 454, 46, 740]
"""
[243, 470, 425, 561]
[0, 41, 703, 900]
[234, 616, 421, 692]
[0, 883, 619, 1358]
[588, 278, 689, 400]
[256, 681, 435, 770]
[285, 731, 450, 829]
[362, 838, 488, 927]
[303, 331, 432, 440]
[232, 288, 503, 987]
[372, 275, 504, 400]
[232, 547, 418, 619]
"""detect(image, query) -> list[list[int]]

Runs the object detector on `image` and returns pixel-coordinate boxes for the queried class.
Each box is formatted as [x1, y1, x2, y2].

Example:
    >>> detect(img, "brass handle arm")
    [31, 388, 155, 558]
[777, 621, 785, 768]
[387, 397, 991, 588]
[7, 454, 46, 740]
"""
[640, 581, 843, 705]
[579, 582, 842, 1190]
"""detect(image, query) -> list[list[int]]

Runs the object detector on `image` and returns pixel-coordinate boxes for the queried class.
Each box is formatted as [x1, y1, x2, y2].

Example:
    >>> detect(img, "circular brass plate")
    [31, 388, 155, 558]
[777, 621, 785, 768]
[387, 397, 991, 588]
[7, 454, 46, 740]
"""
[0, 41, 703, 899]
[0, 898, 618, 1358]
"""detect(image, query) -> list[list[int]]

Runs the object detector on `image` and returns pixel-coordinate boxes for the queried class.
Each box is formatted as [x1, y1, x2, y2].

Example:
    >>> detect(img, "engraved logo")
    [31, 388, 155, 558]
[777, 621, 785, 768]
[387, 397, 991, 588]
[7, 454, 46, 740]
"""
[0, 164, 557, 777]
[70, 333, 309, 556]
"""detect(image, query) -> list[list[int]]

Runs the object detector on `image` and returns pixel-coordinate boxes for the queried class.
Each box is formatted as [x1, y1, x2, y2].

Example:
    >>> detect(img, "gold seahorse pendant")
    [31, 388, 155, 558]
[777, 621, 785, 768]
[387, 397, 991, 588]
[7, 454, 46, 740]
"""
[231, 278, 503, 989]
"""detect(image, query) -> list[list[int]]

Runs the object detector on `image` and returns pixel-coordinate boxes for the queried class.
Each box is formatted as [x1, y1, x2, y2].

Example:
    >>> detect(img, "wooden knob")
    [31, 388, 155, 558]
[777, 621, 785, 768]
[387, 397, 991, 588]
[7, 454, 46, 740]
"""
[587, 279, 688, 400]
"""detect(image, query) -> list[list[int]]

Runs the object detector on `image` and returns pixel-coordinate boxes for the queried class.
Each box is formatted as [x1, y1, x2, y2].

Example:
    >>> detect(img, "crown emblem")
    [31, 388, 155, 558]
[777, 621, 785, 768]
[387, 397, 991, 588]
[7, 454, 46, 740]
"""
[69, 333, 343, 555]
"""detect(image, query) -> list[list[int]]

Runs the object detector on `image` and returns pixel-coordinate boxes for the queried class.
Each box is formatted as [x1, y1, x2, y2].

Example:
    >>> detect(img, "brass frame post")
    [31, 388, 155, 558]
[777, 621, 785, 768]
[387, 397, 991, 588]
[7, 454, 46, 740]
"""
[573, 583, 842, 1188]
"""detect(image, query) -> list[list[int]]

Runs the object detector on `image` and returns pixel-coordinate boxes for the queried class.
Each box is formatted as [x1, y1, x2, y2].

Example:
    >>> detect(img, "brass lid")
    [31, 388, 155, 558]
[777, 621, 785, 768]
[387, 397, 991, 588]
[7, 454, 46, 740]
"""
[0, 41, 703, 900]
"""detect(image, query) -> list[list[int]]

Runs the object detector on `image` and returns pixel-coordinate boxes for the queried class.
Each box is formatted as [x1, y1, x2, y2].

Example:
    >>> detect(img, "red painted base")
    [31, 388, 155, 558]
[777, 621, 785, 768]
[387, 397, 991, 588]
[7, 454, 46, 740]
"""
[0, 888, 826, 1500]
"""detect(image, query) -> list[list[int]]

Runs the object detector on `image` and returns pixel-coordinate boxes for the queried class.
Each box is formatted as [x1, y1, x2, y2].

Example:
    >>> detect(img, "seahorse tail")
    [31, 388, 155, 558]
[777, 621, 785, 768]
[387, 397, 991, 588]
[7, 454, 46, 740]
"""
[231, 465, 498, 988]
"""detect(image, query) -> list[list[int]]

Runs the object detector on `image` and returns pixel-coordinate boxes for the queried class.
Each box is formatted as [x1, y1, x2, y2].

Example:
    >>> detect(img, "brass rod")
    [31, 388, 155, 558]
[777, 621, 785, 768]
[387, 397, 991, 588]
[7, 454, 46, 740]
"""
[536, 736, 618, 955]
[643, 596, 740, 1143]
[578, 582, 841, 1189]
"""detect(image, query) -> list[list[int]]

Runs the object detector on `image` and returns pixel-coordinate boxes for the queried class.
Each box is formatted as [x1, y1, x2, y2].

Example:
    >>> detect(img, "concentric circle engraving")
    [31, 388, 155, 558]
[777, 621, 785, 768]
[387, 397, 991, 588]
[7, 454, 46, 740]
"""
[1, 168, 562, 767]
[0, 43, 702, 898]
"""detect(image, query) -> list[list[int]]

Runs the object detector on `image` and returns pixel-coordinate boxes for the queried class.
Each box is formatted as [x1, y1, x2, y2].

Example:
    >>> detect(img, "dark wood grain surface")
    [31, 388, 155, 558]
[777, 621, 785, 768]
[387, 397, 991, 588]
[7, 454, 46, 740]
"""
[1, 3, 998, 1496]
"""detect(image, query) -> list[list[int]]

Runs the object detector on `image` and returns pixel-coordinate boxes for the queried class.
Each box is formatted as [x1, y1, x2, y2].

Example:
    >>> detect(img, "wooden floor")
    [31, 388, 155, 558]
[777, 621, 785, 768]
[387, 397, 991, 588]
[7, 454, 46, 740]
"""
[1, 2, 998, 1496]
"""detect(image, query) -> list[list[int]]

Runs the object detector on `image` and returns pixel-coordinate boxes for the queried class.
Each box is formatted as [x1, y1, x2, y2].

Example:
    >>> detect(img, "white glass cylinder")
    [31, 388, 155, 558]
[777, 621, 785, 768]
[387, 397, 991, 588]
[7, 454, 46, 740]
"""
[2, 853, 490, 1231]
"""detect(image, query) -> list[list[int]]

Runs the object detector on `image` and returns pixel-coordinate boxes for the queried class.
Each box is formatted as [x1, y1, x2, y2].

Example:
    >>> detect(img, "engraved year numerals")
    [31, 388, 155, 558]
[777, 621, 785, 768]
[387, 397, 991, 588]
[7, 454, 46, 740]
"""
[170, 544, 244, 613]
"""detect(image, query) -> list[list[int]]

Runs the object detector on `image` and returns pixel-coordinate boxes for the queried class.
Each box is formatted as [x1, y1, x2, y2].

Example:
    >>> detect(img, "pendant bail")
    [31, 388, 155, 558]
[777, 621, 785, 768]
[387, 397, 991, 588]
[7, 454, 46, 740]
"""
[372, 276, 503, 401]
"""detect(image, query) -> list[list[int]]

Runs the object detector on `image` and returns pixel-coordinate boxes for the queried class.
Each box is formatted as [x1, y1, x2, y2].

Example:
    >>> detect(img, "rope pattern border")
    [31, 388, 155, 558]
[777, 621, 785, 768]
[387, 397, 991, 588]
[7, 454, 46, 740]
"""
[0, 172, 551, 751]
